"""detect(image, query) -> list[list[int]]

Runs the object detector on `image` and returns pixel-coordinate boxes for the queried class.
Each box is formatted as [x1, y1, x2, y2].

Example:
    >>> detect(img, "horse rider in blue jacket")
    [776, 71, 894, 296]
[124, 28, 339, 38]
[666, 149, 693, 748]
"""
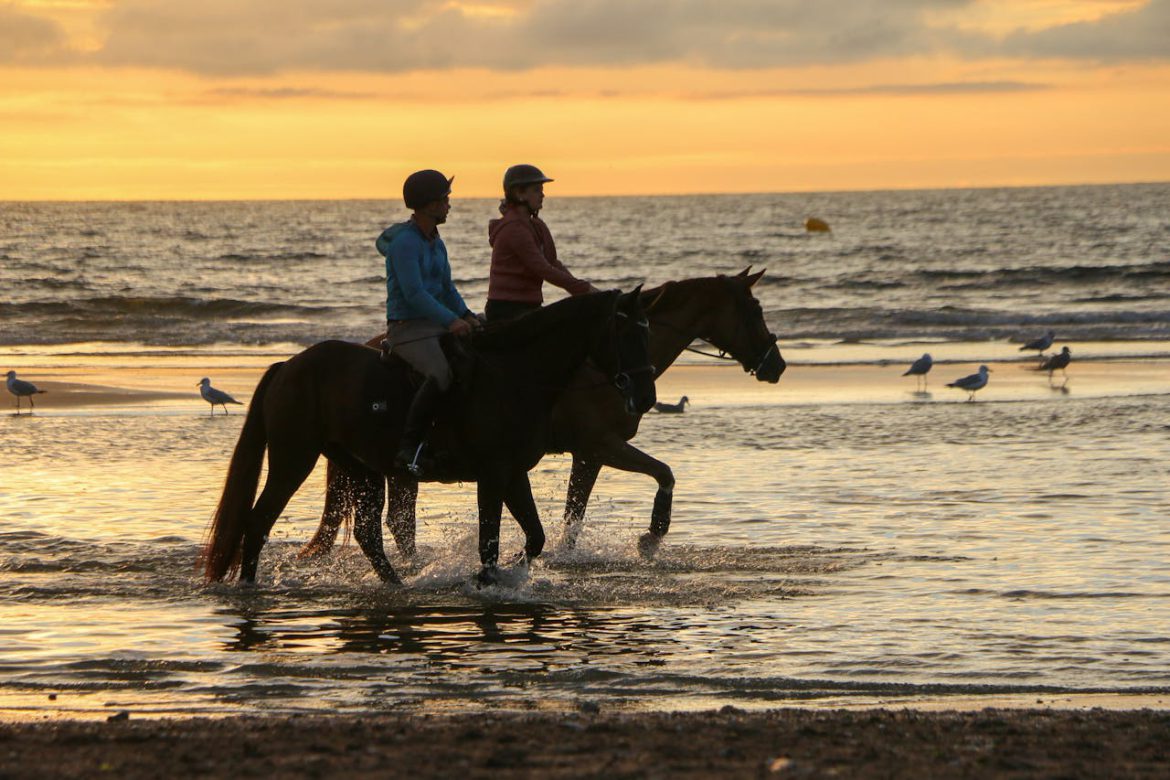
[380, 169, 482, 475]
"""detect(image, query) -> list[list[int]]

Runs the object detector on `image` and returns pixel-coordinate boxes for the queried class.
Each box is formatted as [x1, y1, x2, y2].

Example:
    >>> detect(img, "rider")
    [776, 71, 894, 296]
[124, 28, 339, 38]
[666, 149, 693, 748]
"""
[379, 169, 481, 475]
[485, 164, 597, 323]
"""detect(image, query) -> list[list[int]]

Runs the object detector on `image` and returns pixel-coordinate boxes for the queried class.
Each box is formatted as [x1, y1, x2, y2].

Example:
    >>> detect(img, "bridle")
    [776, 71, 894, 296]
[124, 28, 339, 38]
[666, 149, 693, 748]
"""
[649, 281, 778, 378]
[682, 339, 779, 376]
[612, 308, 656, 414]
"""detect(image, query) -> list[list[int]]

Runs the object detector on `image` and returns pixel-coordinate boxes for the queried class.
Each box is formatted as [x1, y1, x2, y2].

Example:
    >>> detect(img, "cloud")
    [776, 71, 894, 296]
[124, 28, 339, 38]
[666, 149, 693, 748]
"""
[1001, 0, 1170, 61]
[688, 81, 1051, 99]
[202, 87, 378, 101]
[0, 3, 69, 63]
[3, 0, 1168, 74]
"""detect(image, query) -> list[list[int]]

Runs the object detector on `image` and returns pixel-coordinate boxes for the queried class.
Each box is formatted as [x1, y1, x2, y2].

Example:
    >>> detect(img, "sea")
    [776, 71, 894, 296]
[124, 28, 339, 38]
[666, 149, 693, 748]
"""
[1, 183, 1168, 718]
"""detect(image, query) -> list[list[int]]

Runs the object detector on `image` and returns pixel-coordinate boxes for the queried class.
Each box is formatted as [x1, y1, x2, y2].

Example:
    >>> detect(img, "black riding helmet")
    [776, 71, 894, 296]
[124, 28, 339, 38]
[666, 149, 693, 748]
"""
[503, 164, 553, 194]
[403, 169, 453, 210]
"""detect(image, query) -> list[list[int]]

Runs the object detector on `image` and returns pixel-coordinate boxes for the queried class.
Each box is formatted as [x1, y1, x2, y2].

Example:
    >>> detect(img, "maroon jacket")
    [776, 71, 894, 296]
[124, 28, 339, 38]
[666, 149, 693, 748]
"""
[487, 204, 591, 303]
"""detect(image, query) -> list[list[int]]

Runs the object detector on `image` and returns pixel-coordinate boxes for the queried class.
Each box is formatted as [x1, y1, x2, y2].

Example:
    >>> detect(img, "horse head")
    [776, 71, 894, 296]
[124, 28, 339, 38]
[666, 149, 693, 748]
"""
[700, 268, 786, 383]
[594, 285, 657, 416]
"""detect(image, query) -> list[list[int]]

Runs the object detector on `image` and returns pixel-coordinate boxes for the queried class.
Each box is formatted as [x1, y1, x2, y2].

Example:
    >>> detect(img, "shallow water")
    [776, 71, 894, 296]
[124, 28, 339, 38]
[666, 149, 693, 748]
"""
[1, 384, 1168, 717]
[2, 184, 1168, 717]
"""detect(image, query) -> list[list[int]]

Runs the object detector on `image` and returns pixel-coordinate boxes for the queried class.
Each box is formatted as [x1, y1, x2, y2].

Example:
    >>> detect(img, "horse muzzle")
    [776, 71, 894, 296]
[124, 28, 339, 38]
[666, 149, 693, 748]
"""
[614, 368, 657, 416]
[753, 342, 786, 384]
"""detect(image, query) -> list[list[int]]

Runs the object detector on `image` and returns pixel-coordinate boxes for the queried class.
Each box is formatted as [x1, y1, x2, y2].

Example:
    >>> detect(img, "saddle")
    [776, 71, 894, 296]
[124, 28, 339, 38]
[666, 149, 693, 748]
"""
[378, 333, 476, 389]
[372, 335, 477, 482]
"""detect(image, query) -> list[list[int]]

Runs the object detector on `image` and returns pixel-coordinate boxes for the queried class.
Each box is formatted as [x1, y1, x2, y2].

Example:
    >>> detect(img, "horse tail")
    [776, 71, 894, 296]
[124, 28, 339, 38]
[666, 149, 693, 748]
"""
[200, 362, 284, 582]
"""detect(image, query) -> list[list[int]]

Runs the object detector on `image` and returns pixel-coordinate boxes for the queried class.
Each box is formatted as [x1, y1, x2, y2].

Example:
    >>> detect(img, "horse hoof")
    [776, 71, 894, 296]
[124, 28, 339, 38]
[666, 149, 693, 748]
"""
[475, 565, 501, 588]
[637, 533, 661, 559]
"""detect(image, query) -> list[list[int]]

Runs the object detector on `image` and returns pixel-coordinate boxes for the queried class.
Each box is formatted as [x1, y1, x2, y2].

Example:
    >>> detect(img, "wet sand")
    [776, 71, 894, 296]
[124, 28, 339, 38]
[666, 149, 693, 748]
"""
[7, 358, 1169, 412]
[2, 708, 1168, 778]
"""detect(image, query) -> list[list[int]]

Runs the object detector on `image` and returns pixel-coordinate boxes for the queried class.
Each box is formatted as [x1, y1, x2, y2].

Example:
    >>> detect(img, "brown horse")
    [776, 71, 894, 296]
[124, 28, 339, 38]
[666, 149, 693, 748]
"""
[200, 288, 655, 586]
[300, 269, 783, 562]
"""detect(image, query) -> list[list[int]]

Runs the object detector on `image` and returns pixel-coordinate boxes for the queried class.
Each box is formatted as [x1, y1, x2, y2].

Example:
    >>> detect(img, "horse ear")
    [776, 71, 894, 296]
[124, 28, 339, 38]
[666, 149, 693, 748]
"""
[745, 269, 766, 287]
[620, 284, 643, 310]
[736, 266, 752, 277]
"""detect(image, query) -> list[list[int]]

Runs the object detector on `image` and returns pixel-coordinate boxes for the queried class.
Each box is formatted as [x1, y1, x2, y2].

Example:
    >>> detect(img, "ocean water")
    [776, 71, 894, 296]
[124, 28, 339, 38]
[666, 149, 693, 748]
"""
[3, 183, 1169, 349]
[1, 184, 1169, 717]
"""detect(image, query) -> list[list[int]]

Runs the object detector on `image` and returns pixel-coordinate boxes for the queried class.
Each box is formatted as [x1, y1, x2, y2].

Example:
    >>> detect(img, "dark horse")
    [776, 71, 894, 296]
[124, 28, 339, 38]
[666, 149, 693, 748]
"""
[299, 269, 783, 562]
[200, 289, 655, 585]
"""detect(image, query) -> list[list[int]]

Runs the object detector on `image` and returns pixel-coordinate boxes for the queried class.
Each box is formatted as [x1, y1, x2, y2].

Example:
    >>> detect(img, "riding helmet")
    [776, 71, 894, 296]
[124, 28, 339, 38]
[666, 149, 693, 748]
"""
[403, 169, 454, 210]
[503, 164, 553, 193]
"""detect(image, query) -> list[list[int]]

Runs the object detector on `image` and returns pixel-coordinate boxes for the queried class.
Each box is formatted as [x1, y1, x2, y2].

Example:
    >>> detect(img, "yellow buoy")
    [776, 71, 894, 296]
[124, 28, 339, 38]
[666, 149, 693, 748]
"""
[805, 217, 831, 233]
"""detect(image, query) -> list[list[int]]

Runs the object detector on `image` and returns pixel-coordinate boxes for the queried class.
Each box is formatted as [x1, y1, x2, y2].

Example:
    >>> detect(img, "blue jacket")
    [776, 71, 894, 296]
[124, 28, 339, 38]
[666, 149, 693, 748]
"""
[378, 221, 469, 327]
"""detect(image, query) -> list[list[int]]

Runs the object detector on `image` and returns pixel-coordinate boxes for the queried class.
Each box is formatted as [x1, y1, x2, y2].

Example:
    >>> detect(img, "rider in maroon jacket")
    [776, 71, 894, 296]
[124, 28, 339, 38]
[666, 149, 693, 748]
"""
[485, 164, 598, 323]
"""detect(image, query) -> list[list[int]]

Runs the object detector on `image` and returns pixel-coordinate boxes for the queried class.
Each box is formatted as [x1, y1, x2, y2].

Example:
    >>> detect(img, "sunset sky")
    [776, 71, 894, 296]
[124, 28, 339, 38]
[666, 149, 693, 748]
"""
[2, 0, 1168, 199]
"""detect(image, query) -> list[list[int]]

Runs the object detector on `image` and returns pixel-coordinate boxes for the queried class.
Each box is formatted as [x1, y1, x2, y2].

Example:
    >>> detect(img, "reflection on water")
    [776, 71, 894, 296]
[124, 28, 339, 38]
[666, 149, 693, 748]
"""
[1, 389, 1169, 716]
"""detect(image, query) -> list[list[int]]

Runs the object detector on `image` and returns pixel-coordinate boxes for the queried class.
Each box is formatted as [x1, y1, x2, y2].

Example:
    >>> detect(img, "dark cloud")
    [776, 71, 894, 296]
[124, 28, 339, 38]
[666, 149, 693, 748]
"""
[1002, 0, 1170, 61]
[5, 0, 1168, 74]
[203, 87, 378, 101]
[689, 81, 1051, 99]
[0, 4, 69, 63]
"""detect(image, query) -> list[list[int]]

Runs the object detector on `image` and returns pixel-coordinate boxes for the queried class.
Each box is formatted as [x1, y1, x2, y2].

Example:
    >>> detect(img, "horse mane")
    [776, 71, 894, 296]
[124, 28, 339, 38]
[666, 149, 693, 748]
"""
[643, 274, 763, 310]
[640, 275, 734, 313]
[472, 290, 619, 352]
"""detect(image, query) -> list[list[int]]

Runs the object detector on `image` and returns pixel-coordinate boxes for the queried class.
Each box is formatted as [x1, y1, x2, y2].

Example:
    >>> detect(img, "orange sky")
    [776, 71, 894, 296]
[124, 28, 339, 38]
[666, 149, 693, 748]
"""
[2, 0, 1168, 199]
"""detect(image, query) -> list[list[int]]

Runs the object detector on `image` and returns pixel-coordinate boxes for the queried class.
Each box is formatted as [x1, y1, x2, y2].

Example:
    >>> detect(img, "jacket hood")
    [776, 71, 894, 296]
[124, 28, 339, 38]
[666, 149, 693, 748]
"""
[376, 221, 415, 257]
[488, 204, 533, 247]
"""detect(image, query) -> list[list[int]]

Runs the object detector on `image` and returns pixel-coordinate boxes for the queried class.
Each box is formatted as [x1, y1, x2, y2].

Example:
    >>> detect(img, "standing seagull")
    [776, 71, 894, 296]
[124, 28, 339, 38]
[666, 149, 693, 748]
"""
[1019, 330, 1055, 358]
[946, 365, 991, 402]
[902, 353, 933, 390]
[1040, 346, 1072, 382]
[6, 370, 46, 414]
[198, 377, 242, 415]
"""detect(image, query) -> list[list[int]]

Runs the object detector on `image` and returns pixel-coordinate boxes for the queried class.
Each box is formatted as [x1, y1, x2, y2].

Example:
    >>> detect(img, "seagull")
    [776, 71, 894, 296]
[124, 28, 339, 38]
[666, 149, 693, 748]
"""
[198, 377, 242, 415]
[1019, 330, 1055, 357]
[1039, 346, 1072, 381]
[6, 370, 46, 414]
[946, 365, 991, 402]
[902, 353, 933, 390]
[654, 395, 689, 413]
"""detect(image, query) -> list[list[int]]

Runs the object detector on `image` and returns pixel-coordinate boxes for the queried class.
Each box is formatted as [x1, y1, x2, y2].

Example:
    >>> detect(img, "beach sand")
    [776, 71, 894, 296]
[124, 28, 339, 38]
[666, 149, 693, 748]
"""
[2, 708, 1169, 778]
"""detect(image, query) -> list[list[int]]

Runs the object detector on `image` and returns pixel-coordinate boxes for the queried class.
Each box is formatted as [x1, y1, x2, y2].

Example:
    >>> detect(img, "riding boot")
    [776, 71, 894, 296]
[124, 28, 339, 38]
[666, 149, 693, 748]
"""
[394, 376, 444, 476]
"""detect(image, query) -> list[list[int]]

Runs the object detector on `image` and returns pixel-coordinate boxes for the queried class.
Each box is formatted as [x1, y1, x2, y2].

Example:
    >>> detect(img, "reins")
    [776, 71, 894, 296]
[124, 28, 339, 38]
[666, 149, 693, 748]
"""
[648, 308, 778, 375]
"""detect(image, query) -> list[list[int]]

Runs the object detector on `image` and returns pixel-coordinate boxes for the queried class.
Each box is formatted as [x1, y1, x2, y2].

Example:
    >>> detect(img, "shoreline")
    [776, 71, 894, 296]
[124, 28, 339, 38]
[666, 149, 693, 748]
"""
[2, 707, 1168, 778]
[4, 358, 1167, 412]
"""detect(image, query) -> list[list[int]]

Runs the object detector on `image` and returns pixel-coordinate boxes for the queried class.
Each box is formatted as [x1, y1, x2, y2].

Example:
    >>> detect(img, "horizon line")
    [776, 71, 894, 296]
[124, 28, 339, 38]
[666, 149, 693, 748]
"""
[3, 179, 1167, 204]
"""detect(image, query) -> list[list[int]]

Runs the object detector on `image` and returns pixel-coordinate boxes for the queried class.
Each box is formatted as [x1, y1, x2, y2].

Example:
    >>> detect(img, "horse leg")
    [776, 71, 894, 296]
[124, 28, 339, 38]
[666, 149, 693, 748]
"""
[352, 471, 401, 584]
[591, 439, 675, 559]
[561, 456, 602, 549]
[503, 471, 545, 563]
[475, 474, 507, 585]
[239, 450, 318, 583]
[384, 471, 418, 558]
[298, 460, 356, 560]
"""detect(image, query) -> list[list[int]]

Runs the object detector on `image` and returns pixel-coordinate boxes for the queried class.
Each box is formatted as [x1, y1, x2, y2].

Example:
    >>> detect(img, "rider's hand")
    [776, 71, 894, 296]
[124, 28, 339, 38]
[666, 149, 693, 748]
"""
[463, 312, 485, 331]
[448, 318, 473, 337]
[586, 283, 601, 294]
